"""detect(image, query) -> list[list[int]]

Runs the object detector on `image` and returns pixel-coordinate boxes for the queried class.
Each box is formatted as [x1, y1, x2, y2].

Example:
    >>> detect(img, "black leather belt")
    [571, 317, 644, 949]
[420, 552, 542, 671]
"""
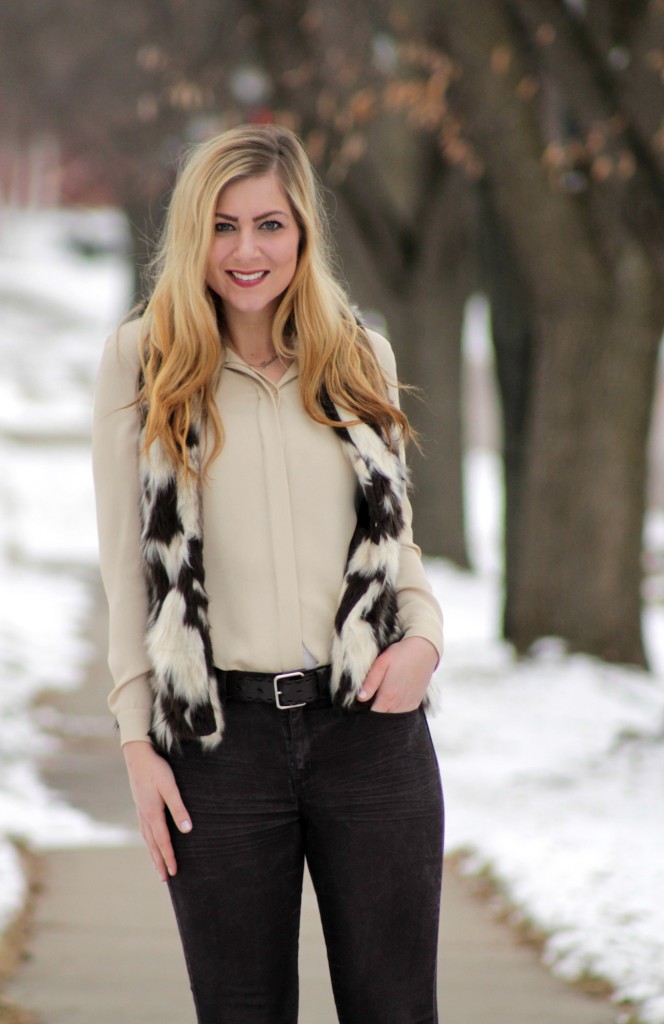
[215, 665, 333, 709]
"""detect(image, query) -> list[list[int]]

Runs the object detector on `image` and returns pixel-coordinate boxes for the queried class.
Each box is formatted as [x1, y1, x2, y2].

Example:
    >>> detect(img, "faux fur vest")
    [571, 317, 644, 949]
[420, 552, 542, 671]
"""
[138, 385, 413, 752]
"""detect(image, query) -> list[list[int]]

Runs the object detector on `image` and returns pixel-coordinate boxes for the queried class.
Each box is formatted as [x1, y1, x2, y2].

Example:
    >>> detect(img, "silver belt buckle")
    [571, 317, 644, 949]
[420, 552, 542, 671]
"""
[274, 671, 306, 709]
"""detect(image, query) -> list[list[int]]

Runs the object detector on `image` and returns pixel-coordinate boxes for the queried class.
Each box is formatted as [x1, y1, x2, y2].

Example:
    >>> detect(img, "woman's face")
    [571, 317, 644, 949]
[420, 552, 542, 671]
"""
[206, 172, 301, 322]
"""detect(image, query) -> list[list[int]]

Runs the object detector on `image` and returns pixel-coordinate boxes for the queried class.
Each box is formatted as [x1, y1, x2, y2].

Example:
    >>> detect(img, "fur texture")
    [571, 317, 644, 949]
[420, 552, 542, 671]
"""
[318, 391, 408, 704]
[139, 384, 434, 751]
[138, 420, 224, 751]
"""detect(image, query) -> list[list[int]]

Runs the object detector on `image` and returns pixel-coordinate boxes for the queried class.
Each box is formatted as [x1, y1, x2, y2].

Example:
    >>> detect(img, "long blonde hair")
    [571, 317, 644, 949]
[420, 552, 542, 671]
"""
[138, 123, 411, 472]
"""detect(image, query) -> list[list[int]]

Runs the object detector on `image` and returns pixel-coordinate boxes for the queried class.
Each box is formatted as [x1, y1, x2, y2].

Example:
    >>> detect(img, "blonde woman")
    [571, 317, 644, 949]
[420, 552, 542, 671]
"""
[93, 123, 444, 1024]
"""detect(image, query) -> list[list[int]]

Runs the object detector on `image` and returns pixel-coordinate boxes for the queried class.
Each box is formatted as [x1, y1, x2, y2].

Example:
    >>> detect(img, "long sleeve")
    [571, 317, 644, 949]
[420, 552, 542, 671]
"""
[92, 320, 153, 745]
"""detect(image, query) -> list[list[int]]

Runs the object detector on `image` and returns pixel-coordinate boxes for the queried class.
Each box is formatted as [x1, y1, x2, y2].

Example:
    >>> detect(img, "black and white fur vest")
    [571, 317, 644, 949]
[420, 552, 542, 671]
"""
[139, 384, 424, 752]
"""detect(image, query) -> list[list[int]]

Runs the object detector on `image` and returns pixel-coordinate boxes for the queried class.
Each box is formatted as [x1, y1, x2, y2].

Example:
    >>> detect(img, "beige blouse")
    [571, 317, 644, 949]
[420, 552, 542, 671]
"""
[92, 319, 443, 745]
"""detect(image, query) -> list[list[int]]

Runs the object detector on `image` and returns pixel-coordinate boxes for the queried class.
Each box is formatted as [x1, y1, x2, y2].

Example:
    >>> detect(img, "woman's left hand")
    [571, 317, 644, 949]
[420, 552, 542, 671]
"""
[357, 636, 439, 712]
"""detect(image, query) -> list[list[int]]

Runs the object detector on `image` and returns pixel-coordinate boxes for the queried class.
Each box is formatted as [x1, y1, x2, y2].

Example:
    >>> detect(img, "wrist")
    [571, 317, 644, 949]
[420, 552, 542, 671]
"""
[122, 739, 154, 762]
[400, 635, 439, 670]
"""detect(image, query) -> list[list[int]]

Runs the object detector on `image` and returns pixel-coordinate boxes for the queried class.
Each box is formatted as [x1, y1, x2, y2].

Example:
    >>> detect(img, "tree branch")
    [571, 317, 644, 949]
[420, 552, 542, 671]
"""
[435, 0, 609, 305]
[508, 0, 664, 278]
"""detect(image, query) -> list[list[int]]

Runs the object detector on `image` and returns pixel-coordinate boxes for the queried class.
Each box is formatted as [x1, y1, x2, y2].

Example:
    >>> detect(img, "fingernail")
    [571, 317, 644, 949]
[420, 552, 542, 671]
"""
[358, 689, 368, 700]
[168, 865, 176, 877]
[180, 820, 192, 832]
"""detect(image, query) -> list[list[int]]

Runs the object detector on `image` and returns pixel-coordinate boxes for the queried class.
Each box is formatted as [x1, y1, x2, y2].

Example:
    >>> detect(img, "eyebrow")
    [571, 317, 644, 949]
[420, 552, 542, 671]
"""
[213, 209, 289, 222]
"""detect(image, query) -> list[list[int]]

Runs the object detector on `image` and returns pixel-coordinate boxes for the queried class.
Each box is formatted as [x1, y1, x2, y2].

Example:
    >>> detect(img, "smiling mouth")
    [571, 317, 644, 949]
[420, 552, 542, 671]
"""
[227, 270, 269, 283]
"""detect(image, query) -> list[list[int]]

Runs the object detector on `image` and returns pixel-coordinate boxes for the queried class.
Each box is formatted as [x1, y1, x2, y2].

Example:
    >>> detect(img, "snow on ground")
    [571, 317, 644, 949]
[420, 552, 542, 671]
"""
[428, 454, 664, 1024]
[0, 208, 133, 931]
[2, 208, 664, 1023]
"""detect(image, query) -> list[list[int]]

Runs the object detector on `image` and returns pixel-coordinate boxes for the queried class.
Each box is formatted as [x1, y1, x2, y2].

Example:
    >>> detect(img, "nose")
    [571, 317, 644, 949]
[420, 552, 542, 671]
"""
[233, 226, 260, 261]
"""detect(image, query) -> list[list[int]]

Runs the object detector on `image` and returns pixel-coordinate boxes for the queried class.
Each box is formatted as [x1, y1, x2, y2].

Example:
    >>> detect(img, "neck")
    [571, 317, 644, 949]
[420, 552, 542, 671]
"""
[223, 303, 278, 363]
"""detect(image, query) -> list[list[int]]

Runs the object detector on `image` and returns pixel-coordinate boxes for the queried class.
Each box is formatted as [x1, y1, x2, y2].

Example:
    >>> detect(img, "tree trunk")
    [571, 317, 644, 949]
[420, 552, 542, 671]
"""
[405, 292, 469, 565]
[407, 168, 476, 565]
[333, 162, 475, 563]
[477, 182, 534, 637]
[512, 248, 662, 665]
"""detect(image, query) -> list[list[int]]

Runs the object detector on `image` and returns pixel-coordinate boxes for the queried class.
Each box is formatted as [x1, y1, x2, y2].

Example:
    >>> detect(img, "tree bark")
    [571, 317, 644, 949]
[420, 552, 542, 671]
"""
[513, 252, 661, 665]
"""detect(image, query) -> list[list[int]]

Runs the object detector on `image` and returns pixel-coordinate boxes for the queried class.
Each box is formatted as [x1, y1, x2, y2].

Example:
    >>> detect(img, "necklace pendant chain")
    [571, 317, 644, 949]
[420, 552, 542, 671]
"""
[250, 352, 279, 369]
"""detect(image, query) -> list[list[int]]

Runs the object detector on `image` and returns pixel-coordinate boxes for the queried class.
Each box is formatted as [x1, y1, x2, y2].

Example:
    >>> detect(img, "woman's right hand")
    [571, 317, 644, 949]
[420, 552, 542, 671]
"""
[122, 740, 192, 882]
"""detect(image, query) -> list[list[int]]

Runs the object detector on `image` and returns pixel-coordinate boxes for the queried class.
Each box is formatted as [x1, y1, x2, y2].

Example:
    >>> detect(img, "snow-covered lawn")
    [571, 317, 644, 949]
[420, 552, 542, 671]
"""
[1, 208, 663, 1024]
[428, 452, 664, 1024]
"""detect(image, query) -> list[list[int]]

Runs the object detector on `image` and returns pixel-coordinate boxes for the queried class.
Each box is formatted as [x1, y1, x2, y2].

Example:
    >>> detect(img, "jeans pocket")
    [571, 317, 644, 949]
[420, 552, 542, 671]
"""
[368, 704, 423, 718]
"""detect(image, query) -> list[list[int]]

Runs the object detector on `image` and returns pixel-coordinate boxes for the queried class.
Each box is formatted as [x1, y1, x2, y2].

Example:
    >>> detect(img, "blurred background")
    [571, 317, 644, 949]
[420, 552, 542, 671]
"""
[2, 0, 663, 663]
[1, 2, 664, 1021]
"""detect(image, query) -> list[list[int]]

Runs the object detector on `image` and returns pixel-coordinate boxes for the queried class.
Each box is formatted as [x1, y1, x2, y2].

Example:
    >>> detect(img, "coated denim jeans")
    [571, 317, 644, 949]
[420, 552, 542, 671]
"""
[165, 697, 444, 1024]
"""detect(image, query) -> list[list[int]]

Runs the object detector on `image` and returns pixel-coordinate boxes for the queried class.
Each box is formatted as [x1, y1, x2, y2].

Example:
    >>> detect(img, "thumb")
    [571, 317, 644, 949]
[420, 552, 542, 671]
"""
[357, 654, 388, 701]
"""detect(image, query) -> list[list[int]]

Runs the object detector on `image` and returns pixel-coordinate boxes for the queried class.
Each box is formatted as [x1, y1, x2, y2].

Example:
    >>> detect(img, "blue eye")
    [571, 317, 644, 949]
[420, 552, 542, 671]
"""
[260, 220, 282, 231]
[214, 221, 234, 233]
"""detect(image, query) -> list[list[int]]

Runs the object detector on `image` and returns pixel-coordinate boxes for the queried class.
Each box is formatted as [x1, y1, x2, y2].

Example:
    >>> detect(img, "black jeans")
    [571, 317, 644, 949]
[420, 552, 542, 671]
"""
[165, 697, 444, 1024]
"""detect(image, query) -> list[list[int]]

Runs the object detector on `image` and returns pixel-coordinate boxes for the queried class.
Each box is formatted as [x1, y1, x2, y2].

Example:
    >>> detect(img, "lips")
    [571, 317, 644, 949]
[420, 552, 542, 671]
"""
[227, 270, 269, 286]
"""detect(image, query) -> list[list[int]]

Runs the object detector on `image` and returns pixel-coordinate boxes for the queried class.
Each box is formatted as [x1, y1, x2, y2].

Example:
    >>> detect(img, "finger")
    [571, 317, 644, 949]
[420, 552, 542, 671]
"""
[357, 653, 390, 701]
[142, 805, 178, 879]
[370, 691, 416, 713]
[369, 678, 401, 712]
[162, 782, 193, 835]
[370, 670, 428, 713]
[140, 821, 170, 882]
[151, 816, 179, 879]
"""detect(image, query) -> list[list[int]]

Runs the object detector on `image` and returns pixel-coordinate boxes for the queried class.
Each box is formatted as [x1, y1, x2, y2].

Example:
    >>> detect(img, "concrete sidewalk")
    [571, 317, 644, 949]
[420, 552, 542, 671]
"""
[7, 584, 616, 1023]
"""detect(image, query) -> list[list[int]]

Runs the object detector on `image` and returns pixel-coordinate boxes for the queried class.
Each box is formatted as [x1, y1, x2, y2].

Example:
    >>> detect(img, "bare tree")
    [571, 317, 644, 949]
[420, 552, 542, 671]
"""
[433, 0, 664, 666]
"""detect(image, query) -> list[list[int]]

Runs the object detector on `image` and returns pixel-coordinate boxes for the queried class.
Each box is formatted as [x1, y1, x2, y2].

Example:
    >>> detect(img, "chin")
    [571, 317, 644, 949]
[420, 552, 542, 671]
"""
[231, 294, 277, 313]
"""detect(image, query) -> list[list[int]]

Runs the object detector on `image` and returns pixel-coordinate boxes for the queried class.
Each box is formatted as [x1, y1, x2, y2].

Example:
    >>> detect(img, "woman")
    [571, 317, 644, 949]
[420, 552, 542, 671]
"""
[93, 123, 444, 1024]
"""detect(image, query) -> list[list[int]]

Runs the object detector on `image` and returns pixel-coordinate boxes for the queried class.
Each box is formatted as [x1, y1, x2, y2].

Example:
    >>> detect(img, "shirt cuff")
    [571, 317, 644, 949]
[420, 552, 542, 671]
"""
[116, 707, 153, 747]
[402, 626, 444, 669]
[107, 671, 153, 746]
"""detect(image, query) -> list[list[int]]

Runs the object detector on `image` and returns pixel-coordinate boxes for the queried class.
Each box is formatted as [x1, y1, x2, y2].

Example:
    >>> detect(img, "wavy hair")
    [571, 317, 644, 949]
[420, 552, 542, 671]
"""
[137, 123, 412, 473]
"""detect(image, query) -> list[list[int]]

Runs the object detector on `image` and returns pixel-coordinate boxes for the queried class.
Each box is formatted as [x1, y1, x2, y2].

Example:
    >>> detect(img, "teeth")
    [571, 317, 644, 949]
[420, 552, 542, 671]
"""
[230, 270, 266, 281]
